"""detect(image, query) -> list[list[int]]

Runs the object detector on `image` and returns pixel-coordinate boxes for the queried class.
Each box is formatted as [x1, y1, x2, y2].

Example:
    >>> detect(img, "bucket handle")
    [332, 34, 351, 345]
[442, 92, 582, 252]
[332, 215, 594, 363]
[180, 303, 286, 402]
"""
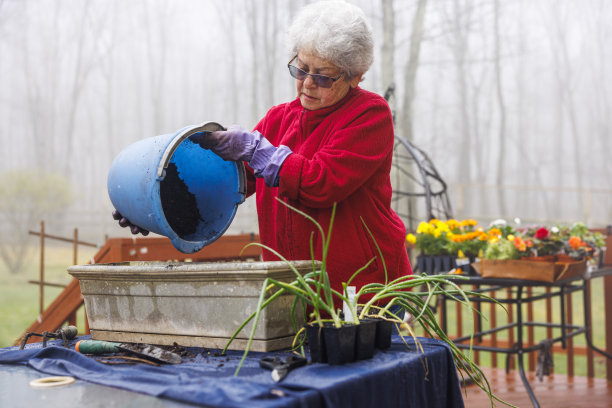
[156, 122, 226, 179]
[235, 161, 247, 202]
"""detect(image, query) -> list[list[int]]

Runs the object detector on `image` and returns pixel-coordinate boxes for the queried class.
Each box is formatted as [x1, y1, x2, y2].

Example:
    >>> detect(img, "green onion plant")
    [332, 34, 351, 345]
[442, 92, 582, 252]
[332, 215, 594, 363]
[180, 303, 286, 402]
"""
[222, 199, 513, 407]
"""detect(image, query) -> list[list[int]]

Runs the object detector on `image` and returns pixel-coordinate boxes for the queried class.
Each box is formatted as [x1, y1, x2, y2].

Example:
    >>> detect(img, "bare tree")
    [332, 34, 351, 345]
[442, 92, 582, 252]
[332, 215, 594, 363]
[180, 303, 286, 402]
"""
[542, 1, 584, 191]
[509, 0, 553, 218]
[62, 2, 98, 175]
[400, 0, 427, 145]
[381, 0, 396, 114]
[142, 0, 172, 134]
[399, 0, 428, 144]
[1, 0, 611, 239]
[261, 0, 279, 111]
[15, 2, 101, 178]
[0, 170, 73, 274]
[19, 1, 59, 172]
[98, 0, 120, 164]
[215, 2, 241, 120]
[583, 0, 612, 223]
[244, 0, 260, 125]
[492, 0, 507, 215]
[442, 0, 474, 219]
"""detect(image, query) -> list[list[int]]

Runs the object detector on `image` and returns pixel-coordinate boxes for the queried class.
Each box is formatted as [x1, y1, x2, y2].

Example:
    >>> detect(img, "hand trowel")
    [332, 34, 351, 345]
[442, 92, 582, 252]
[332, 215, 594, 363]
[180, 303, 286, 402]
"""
[75, 340, 182, 364]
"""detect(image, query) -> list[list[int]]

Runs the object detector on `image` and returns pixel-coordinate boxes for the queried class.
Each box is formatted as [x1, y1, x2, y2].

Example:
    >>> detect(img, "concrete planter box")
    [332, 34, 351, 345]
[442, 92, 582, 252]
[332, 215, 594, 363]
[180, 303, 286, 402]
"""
[68, 260, 314, 351]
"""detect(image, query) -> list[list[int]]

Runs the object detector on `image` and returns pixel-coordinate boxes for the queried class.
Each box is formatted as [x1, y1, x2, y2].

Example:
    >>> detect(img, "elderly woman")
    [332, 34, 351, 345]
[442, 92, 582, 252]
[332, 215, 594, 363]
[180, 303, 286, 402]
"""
[118, 1, 412, 305]
[204, 0, 412, 298]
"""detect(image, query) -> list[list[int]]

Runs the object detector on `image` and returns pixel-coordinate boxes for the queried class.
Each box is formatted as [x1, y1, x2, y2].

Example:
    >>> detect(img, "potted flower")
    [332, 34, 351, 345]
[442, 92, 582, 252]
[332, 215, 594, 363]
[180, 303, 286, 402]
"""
[406, 219, 455, 274]
[518, 226, 563, 260]
[477, 221, 606, 281]
[484, 233, 525, 260]
[447, 220, 490, 275]
[407, 219, 503, 275]
[558, 223, 606, 266]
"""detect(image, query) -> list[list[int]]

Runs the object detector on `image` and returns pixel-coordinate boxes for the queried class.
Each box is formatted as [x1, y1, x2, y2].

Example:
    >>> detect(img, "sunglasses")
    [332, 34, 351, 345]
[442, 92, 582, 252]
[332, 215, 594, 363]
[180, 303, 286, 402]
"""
[287, 55, 344, 88]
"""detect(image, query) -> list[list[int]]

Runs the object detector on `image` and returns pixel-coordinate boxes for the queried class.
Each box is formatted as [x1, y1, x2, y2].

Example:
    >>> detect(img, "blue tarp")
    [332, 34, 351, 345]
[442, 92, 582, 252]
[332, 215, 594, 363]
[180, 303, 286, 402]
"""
[0, 336, 464, 408]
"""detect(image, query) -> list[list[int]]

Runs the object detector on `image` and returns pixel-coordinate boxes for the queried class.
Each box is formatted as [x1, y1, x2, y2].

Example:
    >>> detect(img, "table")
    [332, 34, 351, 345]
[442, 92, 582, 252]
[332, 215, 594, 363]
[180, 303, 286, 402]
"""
[0, 335, 464, 408]
[440, 266, 612, 408]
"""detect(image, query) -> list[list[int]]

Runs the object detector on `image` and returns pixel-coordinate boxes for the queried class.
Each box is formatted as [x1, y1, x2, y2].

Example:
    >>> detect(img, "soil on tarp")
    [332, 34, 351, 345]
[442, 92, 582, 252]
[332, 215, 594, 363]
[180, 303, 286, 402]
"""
[160, 162, 202, 237]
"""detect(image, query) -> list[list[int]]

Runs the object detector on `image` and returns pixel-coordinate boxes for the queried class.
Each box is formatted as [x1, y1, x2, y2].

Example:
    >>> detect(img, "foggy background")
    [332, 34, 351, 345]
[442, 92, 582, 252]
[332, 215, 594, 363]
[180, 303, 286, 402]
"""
[0, 0, 610, 267]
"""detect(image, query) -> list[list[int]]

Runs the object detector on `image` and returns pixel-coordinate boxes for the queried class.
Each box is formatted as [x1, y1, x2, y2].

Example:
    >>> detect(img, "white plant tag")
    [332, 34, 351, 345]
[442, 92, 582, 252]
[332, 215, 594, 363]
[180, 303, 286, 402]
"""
[343, 286, 356, 322]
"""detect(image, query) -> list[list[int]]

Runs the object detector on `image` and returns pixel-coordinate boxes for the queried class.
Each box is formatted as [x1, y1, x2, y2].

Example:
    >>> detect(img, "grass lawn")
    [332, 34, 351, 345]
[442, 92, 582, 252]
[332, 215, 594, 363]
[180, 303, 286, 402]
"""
[1, 245, 609, 379]
[0, 244, 98, 348]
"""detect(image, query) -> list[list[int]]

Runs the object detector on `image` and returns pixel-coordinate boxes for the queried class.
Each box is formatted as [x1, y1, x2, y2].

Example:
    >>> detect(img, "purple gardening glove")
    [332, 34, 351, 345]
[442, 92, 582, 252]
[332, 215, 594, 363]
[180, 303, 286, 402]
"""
[191, 125, 292, 187]
[190, 125, 258, 162]
[112, 210, 149, 236]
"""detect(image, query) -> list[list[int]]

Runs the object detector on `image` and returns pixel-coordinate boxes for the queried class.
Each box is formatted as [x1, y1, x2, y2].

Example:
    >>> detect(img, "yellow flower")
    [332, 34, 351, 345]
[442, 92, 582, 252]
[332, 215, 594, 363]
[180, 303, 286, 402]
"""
[488, 228, 502, 237]
[507, 234, 515, 241]
[446, 219, 460, 230]
[489, 236, 499, 244]
[437, 223, 450, 232]
[459, 219, 478, 228]
[406, 234, 417, 244]
[416, 222, 430, 234]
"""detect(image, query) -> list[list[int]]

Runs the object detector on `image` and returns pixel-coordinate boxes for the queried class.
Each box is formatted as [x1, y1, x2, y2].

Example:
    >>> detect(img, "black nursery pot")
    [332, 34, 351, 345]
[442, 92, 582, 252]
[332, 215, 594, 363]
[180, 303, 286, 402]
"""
[305, 324, 327, 363]
[354, 319, 377, 360]
[417, 255, 456, 274]
[306, 323, 360, 365]
[374, 318, 393, 350]
[416, 255, 431, 274]
[439, 255, 456, 273]
[322, 323, 357, 365]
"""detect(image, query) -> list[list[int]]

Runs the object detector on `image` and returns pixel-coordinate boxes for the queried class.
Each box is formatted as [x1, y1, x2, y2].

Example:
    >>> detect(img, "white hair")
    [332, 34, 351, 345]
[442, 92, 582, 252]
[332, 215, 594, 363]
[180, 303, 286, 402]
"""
[287, 0, 374, 79]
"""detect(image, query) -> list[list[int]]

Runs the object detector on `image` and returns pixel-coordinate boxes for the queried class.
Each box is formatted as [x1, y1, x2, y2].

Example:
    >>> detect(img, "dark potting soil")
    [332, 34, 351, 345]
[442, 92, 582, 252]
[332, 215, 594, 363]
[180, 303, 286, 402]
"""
[160, 162, 202, 237]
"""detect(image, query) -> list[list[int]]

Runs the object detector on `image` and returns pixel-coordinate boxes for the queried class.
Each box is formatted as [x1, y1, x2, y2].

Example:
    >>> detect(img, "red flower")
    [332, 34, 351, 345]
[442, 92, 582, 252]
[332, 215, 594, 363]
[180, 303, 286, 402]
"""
[535, 227, 549, 239]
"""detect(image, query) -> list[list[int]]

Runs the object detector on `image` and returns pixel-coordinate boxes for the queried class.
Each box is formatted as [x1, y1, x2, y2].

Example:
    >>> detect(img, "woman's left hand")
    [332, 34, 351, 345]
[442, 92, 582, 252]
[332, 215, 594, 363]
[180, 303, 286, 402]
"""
[112, 210, 149, 235]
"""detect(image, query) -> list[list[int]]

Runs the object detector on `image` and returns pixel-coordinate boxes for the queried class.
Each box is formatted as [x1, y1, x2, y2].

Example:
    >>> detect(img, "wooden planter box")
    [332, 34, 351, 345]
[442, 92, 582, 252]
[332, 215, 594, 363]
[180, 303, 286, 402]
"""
[472, 257, 587, 282]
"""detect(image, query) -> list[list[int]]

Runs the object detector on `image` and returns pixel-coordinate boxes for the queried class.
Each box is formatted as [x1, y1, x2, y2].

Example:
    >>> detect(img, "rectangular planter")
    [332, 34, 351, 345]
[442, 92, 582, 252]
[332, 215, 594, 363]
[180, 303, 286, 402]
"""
[68, 260, 313, 351]
[473, 258, 587, 282]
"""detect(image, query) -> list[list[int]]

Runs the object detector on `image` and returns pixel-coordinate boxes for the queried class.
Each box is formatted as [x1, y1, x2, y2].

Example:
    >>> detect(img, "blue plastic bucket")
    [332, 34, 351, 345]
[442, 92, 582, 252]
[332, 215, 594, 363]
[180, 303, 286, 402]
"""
[107, 122, 246, 253]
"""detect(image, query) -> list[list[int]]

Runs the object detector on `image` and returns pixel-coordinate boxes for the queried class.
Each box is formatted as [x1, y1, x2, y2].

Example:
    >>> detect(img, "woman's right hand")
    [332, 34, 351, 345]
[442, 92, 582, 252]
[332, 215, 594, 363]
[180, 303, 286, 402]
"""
[189, 125, 257, 162]
[112, 210, 149, 236]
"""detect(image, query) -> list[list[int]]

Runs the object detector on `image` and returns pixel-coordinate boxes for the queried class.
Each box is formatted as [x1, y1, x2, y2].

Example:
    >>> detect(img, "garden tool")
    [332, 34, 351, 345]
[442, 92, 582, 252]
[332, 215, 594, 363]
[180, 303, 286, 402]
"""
[75, 340, 182, 365]
[20, 325, 78, 349]
[259, 355, 307, 382]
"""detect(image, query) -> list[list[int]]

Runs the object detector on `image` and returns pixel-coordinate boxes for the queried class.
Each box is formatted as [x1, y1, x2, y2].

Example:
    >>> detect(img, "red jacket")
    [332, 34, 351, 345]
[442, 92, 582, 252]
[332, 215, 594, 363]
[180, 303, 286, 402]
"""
[247, 87, 412, 302]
